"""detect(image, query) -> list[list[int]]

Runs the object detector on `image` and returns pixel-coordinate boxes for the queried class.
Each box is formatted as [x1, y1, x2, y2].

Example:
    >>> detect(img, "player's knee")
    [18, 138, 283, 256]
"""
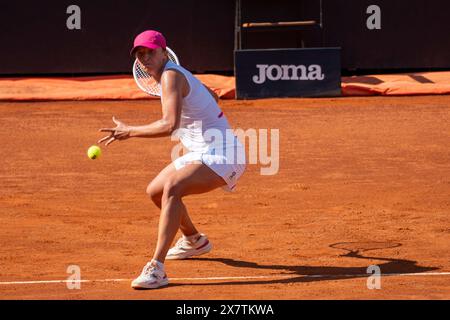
[145, 183, 155, 197]
[162, 178, 183, 200]
[146, 184, 162, 208]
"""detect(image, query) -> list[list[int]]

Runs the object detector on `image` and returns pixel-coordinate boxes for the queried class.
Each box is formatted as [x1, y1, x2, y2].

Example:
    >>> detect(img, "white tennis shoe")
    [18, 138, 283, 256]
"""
[131, 260, 169, 289]
[166, 233, 213, 260]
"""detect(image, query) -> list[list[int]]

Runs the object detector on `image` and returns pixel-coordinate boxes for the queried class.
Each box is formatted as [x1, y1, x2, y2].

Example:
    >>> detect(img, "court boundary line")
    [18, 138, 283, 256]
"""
[1, 272, 450, 285]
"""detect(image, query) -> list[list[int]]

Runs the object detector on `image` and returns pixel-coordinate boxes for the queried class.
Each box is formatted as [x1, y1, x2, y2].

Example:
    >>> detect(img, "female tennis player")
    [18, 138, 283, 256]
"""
[98, 30, 246, 289]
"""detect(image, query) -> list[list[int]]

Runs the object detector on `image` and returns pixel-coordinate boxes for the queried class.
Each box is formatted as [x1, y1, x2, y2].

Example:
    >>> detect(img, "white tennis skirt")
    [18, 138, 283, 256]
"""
[173, 144, 246, 192]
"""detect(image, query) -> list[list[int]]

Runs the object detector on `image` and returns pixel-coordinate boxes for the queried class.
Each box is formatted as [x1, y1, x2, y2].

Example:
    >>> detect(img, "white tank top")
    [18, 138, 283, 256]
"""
[161, 60, 237, 153]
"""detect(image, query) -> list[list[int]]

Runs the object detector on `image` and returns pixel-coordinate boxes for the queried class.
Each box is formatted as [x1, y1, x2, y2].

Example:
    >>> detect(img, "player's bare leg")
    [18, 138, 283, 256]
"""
[146, 163, 199, 237]
[132, 164, 225, 289]
[152, 163, 226, 263]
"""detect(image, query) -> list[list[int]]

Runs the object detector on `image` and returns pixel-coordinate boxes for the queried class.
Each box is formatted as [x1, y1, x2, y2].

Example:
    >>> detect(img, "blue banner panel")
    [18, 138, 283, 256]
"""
[235, 48, 341, 99]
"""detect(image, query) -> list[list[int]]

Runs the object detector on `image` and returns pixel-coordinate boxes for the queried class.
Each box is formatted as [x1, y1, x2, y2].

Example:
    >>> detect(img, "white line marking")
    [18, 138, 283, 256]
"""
[1, 272, 449, 285]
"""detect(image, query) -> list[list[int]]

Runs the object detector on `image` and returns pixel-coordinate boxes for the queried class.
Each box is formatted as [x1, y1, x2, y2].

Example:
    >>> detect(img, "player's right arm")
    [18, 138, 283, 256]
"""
[127, 69, 184, 138]
[98, 70, 185, 146]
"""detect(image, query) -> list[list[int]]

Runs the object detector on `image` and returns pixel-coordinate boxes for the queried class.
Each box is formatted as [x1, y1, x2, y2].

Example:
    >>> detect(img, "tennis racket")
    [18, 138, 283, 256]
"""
[132, 47, 180, 97]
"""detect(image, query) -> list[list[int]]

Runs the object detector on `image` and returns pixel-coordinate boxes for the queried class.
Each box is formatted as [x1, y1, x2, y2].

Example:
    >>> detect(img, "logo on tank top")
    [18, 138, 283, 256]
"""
[252, 64, 325, 84]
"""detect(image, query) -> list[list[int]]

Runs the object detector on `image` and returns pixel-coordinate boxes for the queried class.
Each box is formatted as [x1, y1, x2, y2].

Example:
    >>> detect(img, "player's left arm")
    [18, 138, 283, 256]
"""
[98, 70, 184, 146]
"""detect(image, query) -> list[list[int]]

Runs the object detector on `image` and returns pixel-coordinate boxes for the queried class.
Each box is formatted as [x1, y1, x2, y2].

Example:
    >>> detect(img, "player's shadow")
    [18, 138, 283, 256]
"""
[168, 242, 437, 287]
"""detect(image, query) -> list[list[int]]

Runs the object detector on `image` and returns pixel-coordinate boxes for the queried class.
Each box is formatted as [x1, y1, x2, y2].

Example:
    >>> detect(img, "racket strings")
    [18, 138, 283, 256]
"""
[167, 50, 180, 65]
[134, 60, 160, 96]
[133, 47, 180, 97]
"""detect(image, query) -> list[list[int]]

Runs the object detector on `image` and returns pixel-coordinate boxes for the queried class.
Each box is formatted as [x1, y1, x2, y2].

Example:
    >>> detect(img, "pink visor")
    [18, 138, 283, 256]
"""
[130, 30, 166, 56]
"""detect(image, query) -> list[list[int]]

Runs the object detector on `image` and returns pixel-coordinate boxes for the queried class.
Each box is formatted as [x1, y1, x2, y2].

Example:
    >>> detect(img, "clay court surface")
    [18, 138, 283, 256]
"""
[0, 95, 449, 299]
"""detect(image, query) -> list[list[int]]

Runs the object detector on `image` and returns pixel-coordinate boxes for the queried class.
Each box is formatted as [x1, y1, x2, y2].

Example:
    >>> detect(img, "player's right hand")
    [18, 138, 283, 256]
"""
[98, 116, 131, 146]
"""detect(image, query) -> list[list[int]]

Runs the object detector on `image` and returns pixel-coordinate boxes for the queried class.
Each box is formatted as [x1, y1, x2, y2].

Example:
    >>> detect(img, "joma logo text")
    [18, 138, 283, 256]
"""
[252, 64, 325, 84]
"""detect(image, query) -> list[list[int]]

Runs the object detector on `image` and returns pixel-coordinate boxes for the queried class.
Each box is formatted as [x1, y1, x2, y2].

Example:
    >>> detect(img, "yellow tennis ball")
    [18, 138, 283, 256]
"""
[87, 145, 101, 160]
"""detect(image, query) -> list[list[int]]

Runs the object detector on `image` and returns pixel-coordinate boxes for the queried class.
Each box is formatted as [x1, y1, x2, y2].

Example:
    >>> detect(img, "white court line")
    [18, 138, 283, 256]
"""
[1, 272, 450, 285]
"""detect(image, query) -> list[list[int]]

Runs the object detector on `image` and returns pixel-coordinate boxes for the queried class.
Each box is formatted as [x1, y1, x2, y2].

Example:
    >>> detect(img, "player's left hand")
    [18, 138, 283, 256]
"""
[98, 116, 131, 146]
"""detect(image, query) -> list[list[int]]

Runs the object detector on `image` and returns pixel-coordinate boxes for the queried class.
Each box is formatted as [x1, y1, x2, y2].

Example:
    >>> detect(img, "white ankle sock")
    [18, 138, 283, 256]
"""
[184, 233, 201, 242]
[151, 259, 164, 269]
